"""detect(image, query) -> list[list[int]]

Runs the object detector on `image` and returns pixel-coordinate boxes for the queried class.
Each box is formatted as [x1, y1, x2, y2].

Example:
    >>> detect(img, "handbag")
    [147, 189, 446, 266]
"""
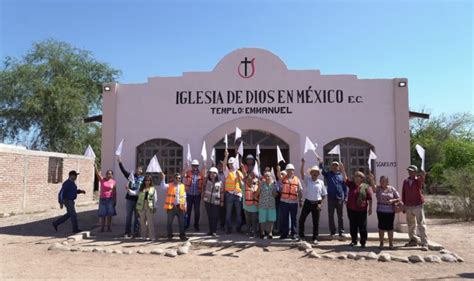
[393, 201, 405, 213]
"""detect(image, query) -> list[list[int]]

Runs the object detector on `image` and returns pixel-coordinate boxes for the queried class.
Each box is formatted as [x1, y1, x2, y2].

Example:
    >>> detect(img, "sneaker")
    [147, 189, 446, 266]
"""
[349, 241, 357, 247]
[298, 235, 306, 242]
[421, 244, 428, 251]
[52, 222, 58, 232]
[206, 232, 212, 236]
[290, 234, 297, 240]
[72, 229, 82, 234]
[312, 239, 319, 245]
[268, 235, 273, 240]
[180, 236, 189, 241]
[259, 234, 265, 239]
[329, 234, 336, 240]
[339, 232, 345, 237]
[279, 235, 288, 240]
[211, 233, 218, 237]
[360, 243, 366, 248]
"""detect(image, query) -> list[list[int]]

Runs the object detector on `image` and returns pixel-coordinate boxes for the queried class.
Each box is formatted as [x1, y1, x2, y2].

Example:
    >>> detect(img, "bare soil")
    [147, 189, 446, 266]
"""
[0, 204, 472, 280]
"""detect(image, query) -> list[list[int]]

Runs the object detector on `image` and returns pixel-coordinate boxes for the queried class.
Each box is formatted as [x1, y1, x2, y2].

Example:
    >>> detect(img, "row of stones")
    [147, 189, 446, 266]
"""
[48, 241, 192, 258]
[297, 241, 464, 263]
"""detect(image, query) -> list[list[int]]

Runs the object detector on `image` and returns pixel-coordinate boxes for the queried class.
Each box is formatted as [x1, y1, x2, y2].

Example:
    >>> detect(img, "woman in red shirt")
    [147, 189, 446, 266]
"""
[340, 163, 374, 248]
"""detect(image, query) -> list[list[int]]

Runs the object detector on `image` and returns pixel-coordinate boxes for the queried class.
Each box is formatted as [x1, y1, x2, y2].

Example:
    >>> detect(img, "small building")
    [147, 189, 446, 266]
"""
[101, 48, 414, 231]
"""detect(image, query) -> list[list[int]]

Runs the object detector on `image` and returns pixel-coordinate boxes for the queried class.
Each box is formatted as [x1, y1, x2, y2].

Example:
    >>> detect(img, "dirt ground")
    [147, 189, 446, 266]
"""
[0, 204, 473, 280]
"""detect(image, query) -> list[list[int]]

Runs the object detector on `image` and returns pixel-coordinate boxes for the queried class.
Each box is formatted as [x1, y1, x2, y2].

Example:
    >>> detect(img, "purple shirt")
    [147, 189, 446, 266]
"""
[376, 185, 400, 213]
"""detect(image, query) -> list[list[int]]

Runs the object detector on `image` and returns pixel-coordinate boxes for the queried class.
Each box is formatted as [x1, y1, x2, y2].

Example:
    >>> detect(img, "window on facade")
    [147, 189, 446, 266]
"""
[136, 139, 183, 182]
[323, 138, 375, 177]
[48, 157, 63, 184]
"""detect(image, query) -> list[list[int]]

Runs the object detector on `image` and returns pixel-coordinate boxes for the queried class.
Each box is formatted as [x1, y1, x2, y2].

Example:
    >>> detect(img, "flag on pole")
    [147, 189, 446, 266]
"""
[224, 134, 228, 149]
[128, 171, 135, 185]
[276, 145, 286, 163]
[271, 167, 276, 180]
[304, 136, 316, 154]
[201, 141, 207, 162]
[233, 154, 240, 170]
[186, 144, 192, 165]
[235, 127, 242, 143]
[237, 141, 244, 157]
[328, 144, 341, 162]
[368, 150, 377, 171]
[256, 144, 261, 160]
[84, 145, 96, 158]
[146, 155, 162, 173]
[252, 160, 260, 177]
[210, 147, 216, 164]
[115, 139, 124, 156]
[415, 144, 426, 171]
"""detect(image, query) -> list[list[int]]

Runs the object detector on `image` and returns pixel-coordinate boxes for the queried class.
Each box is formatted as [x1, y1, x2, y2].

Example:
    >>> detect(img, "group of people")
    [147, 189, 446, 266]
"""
[53, 149, 429, 250]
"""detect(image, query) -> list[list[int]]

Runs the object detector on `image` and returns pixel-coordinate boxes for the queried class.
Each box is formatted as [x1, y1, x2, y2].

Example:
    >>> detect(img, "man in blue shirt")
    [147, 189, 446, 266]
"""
[318, 157, 348, 238]
[52, 171, 86, 233]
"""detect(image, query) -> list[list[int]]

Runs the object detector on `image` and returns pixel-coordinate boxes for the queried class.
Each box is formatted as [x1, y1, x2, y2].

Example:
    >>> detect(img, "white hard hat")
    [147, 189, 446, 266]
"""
[246, 154, 255, 160]
[228, 157, 236, 164]
[191, 159, 199, 166]
[308, 165, 320, 173]
[209, 167, 218, 174]
[285, 163, 295, 170]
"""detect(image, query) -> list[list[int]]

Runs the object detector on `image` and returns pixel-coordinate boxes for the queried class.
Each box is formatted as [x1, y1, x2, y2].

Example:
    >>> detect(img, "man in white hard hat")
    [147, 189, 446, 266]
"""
[222, 149, 244, 233]
[183, 159, 206, 231]
[276, 163, 303, 240]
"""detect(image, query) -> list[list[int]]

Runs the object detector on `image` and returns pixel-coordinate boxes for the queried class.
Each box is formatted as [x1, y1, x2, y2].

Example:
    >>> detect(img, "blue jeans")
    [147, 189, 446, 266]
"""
[167, 205, 185, 237]
[279, 201, 298, 236]
[185, 194, 201, 229]
[225, 192, 242, 231]
[53, 200, 78, 232]
[125, 199, 139, 235]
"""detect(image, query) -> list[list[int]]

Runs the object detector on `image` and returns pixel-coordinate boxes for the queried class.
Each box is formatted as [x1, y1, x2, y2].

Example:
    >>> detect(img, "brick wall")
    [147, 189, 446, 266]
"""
[0, 145, 95, 214]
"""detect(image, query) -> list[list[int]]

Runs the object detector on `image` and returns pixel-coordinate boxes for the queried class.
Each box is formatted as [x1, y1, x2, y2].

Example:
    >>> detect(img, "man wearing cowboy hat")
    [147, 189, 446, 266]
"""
[402, 164, 428, 250]
[299, 158, 327, 244]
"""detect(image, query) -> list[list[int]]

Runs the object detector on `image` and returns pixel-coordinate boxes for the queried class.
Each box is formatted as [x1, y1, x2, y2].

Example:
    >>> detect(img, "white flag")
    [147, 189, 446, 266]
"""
[128, 171, 135, 185]
[415, 144, 426, 171]
[256, 144, 261, 159]
[328, 144, 341, 162]
[252, 160, 260, 177]
[233, 154, 240, 170]
[210, 147, 216, 163]
[186, 144, 192, 165]
[201, 141, 207, 162]
[84, 145, 96, 158]
[304, 136, 316, 154]
[146, 155, 162, 173]
[224, 134, 228, 149]
[237, 141, 244, 156]
[276, 145, 285, 163]
[115, 139, 124, 156]
[235, 127, 242, 143]
[368, 150, 377, 171]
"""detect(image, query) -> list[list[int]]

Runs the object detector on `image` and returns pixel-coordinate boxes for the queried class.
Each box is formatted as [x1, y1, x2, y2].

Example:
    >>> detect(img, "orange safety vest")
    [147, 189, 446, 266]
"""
[225, 170, 243, 194]
[244, 178, 259, 206]
[164, 183, 186, 211]
[281, 176, 300, 200]
[184, 170, 204, 193]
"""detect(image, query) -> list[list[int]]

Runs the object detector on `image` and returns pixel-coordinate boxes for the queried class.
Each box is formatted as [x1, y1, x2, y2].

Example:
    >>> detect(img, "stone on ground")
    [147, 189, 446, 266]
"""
[424, 255, 441, 263]
[366, 252, 378, 260]
[151, 248, 164, 255]
[165, 249, 178, 257]
[441, 254, 457, 263]
[177, 246, 189, 255]
[378, 253, 391, 262]
[297, 241, 312, 251]
[408, 255, 424, 263]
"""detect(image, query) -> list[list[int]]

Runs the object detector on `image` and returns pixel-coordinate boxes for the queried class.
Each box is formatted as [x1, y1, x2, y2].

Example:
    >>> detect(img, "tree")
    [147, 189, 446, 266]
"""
[410, 112, 473, 187]
[0, 39, 120, 158]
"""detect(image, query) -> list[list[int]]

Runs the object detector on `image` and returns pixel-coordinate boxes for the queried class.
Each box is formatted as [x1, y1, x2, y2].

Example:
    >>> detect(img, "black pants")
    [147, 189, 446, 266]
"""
[328, 198, 344, 235]
[167, 205, 185, 238]
[205, 202, 220, 234]
[185, 194, 201, 229]
[298, 199, 321, 239]
[347, 207, 368, 245]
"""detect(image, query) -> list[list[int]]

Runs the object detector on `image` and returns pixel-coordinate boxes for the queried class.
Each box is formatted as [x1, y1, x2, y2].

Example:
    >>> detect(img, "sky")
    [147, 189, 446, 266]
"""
[1, 0, 472, 116]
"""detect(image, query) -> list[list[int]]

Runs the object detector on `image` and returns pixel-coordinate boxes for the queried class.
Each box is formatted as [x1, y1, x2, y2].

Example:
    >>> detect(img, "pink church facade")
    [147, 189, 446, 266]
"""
[101, 48, 411, 231]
